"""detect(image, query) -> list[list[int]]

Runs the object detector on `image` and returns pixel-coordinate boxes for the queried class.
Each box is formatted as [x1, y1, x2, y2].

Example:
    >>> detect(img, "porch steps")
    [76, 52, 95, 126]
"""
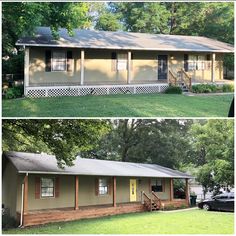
[178, 82, 189, 92]
[151, 202, 160, 211]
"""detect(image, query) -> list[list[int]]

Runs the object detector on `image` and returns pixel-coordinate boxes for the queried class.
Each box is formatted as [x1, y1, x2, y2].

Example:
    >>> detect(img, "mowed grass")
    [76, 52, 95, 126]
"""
[2, 93, 233, 117]
[3, 210, 234, 234]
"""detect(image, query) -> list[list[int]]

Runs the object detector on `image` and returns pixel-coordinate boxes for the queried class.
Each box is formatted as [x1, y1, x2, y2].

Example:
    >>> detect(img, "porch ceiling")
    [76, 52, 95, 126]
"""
[5, 151, 193, 179]
[16, 27, 234, 53]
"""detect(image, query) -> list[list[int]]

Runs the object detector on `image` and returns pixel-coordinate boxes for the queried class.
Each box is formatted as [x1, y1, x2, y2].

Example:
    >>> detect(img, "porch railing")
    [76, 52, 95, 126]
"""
[169, 69, 192, 90]
[142, 191, 162, 212]
[151, 191, 162, 209]
[180, 68, 192, 90]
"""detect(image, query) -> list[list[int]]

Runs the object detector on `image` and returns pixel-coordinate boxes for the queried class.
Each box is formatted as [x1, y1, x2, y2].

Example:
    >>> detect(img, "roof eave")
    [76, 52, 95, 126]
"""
[15, 42, 234, 53]
[18, 170, 194, 179]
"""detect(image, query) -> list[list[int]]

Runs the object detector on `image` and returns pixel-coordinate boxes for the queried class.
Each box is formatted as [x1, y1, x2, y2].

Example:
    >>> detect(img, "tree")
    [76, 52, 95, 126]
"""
[81, 119, 193, 169]
[2, 119, 110, 168]
[2, 2, 91, 74]
[190, 120, 234, 194]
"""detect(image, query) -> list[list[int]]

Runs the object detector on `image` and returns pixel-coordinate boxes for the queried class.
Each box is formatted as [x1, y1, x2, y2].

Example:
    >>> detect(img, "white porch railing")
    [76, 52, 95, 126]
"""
[25, 83, 169, 98]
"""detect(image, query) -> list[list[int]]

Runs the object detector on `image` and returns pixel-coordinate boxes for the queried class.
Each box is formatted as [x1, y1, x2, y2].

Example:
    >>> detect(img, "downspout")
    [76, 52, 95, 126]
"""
[18, 183, 24, 227]
[19, 173, 28, 228]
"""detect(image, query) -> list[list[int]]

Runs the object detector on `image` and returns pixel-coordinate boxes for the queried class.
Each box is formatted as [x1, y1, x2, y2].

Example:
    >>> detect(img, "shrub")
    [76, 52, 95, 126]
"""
[2, 214, 18, 230]
[4, 85, 24, 99]
[222, 84, 234, 92]
[192, 84, 215, 93]
[165, 86, 182, 94]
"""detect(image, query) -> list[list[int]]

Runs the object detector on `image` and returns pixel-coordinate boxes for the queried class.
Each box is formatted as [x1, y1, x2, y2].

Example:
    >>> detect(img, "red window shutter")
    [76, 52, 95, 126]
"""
[108, 178, 112, 195]
[55, 177, 60, 198]
[95, 178, 99, 196]
[35, 177, 40, 199]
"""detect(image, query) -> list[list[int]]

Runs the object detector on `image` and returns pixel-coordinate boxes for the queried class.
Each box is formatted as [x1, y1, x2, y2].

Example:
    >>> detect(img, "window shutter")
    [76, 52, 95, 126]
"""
[95, 178, 99, 196]
[108, 178, 112, 195]
[67, 51, 73, 72]
[111, 52, 117, 71]
[45, 50, 51, 72]
[184, 54, 188, 72]
[131, 53, 134, 71]
[55, 177, 60, 198]
[35, 177, 40, 199]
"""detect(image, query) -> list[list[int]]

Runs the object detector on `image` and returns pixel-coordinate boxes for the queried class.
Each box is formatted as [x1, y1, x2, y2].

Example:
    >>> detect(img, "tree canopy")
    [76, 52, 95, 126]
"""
[2, 119, 234, 195]
[2, 2, 234, 74]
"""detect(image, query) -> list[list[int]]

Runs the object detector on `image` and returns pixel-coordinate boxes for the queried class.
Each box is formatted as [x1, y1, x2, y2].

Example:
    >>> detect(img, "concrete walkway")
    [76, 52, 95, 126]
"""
[183, 92, 234, 96]
[158, 207, 198, 213]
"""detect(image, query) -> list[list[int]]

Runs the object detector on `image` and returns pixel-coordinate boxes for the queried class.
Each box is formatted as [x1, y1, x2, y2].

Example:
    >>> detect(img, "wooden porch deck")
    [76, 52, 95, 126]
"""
[19, 200, 188, 227]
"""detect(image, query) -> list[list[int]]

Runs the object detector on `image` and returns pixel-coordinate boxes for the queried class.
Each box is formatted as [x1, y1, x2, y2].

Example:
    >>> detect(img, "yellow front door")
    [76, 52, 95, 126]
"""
[130, 179, 137, 202]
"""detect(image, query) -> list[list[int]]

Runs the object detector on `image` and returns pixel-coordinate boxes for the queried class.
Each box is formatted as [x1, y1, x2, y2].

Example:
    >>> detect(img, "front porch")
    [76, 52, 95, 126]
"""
[19, 175, 190, 227]
[19, 199, 189, 227]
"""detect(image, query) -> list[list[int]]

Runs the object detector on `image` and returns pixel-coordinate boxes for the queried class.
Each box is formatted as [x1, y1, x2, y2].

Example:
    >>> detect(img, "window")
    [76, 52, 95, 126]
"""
[41, 178, 54, 197]
[117, 53, 127, 70]
[151, 179, 164, 192]
[197, 55, 205, 70]
[52, 51, 66, 71]
[188, 55, 198, 71]
[188, 55, 206, 71]
[99, 178, 108, 195]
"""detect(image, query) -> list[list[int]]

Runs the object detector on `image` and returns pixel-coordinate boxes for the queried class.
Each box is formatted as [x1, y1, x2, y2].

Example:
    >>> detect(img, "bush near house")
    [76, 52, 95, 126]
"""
[192, 84, 234, 93]
[3, 85, 24, 99]
[165, 86, 182, 94]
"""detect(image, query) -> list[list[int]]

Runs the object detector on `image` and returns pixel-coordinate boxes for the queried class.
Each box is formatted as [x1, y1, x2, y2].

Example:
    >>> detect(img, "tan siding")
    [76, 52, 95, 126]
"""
[2, 162, 18, 217]
[132, 51, 158, 82]
[84, 50, 127, 84]
[27, 175, 75, 211]
[78, 176, 113, 206]
[29, 47, 81, 85]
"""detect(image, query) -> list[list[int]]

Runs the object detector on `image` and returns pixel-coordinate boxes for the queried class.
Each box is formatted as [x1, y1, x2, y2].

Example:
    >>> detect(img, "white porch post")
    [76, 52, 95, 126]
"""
[24, 47, 30, 96]
[80, 50, 85, 85]
[211, 53, 215, 83]
[127, 51, 131, 84]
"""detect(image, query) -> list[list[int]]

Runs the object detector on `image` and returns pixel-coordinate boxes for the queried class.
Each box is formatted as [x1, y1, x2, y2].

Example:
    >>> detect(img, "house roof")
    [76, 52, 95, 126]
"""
[4, 151, 193, 179]
[16, 27, 234, 53]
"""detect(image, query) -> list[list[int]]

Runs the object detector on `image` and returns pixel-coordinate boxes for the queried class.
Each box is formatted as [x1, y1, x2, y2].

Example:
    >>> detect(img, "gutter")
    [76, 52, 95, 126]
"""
[14, 43, 234, 53]
[18, 171, 194, 179]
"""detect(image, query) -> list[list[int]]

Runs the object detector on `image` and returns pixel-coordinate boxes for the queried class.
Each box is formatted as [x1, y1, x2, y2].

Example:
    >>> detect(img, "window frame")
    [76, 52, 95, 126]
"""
[188, 54, 206, 71]
[151, 179, 164, 193]
[51, 50, 67, 72]
[117, 53, 128, 71]
[40, 177, 55, 198]
[98, 178, 109, 195]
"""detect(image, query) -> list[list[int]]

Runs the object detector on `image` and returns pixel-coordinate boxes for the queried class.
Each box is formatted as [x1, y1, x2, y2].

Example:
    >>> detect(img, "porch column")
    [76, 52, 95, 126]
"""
[24, 47, 30, 96]
[211, 53, 215, 82]
[75, 176, 79, 210]
[113, 176, 117, 207]
[80, 50, 85, 85]
[127, 51, 131, 84]
[23, 173, 28, 217]
[170, 178, 173, 201]
[185, 178, 190, 206]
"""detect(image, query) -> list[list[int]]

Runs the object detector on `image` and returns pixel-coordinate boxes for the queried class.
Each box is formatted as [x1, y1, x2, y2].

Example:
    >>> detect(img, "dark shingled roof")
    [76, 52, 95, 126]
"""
[16, 27, 234, 53]
[4, 151, 193, 179]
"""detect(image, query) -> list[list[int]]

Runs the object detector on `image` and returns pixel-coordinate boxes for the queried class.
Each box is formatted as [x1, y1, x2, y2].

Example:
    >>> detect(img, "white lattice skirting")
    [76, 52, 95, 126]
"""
[25, 84, 169, 98]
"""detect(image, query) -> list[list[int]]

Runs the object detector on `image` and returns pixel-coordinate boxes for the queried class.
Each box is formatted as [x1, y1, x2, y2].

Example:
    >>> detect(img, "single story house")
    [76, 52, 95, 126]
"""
[3, 151, 193, 227]
[16, 27, 234, 97]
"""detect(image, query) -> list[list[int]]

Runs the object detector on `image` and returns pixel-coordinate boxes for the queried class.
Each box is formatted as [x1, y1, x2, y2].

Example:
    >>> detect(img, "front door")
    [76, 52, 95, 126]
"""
[130, 179, 137, 202]
[158, 55, 168, 80]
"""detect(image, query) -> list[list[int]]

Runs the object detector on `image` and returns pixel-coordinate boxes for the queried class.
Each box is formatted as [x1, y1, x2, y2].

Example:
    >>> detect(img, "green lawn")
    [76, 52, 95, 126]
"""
[2, 94, 233, 117]
[3, 209, 234, 234]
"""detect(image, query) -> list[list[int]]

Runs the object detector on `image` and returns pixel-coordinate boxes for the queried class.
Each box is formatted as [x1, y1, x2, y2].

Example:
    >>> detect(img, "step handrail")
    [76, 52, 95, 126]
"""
[142, 191, 152, 212]
[169, 70, 178, 86]
[180, 68, 192, 89]
[151, 191, 162, 209]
